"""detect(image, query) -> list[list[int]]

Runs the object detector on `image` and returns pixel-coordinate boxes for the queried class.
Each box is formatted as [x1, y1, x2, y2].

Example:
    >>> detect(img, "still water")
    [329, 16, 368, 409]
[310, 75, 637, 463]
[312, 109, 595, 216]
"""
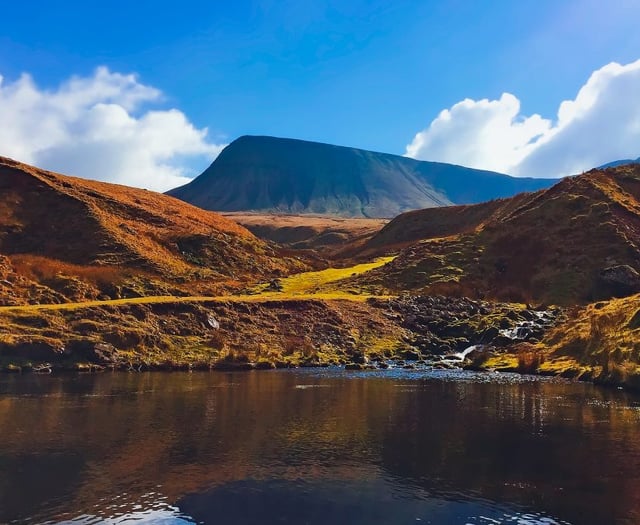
[1, 368, 639, 525]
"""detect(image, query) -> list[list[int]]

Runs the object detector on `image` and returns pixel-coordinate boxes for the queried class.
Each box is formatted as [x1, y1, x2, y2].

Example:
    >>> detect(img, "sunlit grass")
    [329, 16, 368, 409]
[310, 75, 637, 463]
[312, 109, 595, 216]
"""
[0, 257, 396, 313]
[249, 256, 395, 296]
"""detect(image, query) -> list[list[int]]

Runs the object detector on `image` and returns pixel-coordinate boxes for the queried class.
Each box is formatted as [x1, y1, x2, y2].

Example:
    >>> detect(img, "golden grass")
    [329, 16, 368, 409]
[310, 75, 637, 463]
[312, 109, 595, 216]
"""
[353, 165, 640, 305]
[10, 254, 124, 286]
[478, 293, 640, 387]
[248, 256, 395, 296]
[0, 257, 397, 313]
[0, 156, 298, 284]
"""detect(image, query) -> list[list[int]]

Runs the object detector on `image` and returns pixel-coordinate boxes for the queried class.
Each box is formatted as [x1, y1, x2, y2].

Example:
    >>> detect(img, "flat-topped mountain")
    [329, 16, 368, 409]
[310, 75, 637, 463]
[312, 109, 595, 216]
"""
[0, 157, 299, 305]
[167, 135, 557, 218]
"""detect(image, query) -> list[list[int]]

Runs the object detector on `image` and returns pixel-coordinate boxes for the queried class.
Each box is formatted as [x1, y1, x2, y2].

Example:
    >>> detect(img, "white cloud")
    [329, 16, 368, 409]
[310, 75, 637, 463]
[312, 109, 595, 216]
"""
[0, 67, 224, 191]
[406, 59, 640, 177]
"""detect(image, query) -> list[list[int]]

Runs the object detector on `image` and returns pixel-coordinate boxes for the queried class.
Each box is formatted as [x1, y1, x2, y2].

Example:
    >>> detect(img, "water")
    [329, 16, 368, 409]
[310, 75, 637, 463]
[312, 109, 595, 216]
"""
[1, 368, 639, 524]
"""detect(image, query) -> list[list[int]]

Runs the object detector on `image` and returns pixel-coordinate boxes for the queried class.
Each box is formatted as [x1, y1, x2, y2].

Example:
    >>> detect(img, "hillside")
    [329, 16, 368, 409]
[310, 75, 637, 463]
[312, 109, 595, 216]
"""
[0, 157, 301, 305]
[167, 135, 556, 218]
[349, 164, 640, 305]
[223, 213, 387, 253]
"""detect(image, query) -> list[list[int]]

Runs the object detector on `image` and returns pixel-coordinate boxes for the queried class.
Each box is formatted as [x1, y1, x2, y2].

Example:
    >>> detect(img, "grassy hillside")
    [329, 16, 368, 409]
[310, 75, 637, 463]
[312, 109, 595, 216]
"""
[0, 157, 304, 305]
[473, 294, 640, 390]
[352, 165, 640, 305]
[224, 213, 387, 253]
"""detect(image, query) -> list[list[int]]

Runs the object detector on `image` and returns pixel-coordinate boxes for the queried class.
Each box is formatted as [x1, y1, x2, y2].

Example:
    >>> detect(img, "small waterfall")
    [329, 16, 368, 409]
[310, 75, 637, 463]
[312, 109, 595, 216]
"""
[447, 345, 479, 362]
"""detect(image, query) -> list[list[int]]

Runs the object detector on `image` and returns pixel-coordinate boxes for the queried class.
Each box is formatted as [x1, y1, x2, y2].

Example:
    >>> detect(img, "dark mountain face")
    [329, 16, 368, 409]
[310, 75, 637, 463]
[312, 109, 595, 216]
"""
[168, 136, 558, 218]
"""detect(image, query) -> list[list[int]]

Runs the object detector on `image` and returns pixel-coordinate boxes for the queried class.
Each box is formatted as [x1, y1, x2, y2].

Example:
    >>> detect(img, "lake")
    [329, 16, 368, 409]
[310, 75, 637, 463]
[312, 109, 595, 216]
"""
[1, 368, 639, 524]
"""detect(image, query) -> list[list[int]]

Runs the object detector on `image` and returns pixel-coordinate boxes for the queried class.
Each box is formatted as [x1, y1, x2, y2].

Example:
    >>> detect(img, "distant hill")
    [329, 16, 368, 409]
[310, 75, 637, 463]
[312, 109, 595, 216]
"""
[598, 157, 640, 169]
[0, 157, 298, 305]
[167, 136, 557, 218]
[350, 164, 640, 304]
[224, 213, 387, 252]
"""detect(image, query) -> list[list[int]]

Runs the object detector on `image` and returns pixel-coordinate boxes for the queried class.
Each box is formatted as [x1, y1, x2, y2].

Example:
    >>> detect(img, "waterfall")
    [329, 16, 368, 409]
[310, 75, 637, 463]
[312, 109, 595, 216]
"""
[449, 345, 479, 362]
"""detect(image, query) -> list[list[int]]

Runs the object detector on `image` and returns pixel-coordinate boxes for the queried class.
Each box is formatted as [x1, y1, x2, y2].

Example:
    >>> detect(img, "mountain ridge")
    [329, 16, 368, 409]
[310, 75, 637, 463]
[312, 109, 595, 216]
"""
[168, 135, 558, 218]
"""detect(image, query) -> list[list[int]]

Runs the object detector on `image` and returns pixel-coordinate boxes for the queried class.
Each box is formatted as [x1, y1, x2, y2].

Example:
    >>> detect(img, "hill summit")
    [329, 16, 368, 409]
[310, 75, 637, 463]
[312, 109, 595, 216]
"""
[168, 136, 557, 218]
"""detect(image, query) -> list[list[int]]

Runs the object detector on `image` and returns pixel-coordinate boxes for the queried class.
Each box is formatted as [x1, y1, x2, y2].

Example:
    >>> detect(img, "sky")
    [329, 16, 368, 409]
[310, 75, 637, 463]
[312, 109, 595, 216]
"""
[0, 0, 639, 190]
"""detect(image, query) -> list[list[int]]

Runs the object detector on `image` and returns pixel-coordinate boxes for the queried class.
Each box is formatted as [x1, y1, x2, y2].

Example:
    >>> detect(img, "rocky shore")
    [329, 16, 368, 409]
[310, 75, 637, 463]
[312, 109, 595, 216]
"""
[0, 295, 567, 377]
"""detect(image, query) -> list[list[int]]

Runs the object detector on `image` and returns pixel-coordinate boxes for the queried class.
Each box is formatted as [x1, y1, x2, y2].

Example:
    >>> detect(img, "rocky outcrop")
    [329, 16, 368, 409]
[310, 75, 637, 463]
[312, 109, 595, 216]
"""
[599, 265, 640, 296]
[371, 295, 563, 356]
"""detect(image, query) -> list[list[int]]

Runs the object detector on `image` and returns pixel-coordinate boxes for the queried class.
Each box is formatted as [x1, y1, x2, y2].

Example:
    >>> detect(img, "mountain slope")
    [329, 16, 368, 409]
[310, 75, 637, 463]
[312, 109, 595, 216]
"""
[0, 157, 300, 305]
[168, 135, 557, 218]
[598, 157, 640, 168]
[350, 164, 640, 304]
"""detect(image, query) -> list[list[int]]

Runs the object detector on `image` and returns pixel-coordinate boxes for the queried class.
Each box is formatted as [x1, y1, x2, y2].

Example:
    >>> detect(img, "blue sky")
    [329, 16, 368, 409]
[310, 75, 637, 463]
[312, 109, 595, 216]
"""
[1, 0, 639, 189]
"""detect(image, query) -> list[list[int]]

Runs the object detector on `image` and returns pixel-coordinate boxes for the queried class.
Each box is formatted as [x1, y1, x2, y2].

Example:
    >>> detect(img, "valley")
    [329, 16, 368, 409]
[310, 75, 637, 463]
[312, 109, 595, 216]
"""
[1, 156, 640, 391]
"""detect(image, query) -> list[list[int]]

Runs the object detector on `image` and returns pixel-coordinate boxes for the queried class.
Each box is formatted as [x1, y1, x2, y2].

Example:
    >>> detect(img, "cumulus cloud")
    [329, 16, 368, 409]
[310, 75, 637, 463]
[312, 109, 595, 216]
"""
[0, 67, 224, 191]
[406, 59, 640, 177]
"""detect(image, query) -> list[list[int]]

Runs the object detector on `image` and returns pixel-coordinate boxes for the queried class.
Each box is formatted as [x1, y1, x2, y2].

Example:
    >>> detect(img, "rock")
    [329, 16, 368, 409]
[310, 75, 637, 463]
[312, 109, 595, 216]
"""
[0, 340, 65, 361]
[499, 318, 512, 329]
[254, 360, 276, 370]
[507, 310, 522, 322]
[492, 335, 515, 347]
[441, 322, 468, 338]
[207, 314, 220, 330]
[349, 352, 368, 364]
[93, 342, 119, 364]
[399, 348, 422, 361]
[480, 326, 500, 343]
[213, 361, 255, 371]
[628, 308, 640, 329]
[600, 265, 640, 295]
[267, 279, 283, 292]
[514, 326, 532, 340]
[453, 338, 471, 350]
[345, 363, 364, 370]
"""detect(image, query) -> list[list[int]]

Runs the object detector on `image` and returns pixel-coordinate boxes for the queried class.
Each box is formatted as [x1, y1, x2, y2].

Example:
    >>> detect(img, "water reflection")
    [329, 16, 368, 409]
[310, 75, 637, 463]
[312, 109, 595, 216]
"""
[177, 478, 570, 525]
[0, 370, 639, 524]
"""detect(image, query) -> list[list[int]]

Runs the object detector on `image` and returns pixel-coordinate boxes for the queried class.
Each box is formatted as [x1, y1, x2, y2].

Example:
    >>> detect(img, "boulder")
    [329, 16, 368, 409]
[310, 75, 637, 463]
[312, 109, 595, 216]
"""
[399, 348, 422, 361]
[600, 265, 640, 296]
[207, 314, 220, 330]
[267, 279, 283, 292]
[93, 342, 120, 364]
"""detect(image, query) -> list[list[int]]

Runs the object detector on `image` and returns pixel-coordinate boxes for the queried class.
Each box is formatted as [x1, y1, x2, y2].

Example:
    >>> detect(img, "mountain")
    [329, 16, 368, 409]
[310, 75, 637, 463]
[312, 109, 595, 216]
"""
[0, 156, 299, 305]
[599, 157, 640, 169]
[167, 135, 557, 218]
[350, 164, 640, 304]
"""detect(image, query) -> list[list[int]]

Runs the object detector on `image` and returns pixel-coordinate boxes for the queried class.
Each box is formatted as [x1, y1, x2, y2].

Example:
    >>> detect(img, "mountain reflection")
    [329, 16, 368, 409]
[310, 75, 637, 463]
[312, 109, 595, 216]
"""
[0, 370, 639, 524]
